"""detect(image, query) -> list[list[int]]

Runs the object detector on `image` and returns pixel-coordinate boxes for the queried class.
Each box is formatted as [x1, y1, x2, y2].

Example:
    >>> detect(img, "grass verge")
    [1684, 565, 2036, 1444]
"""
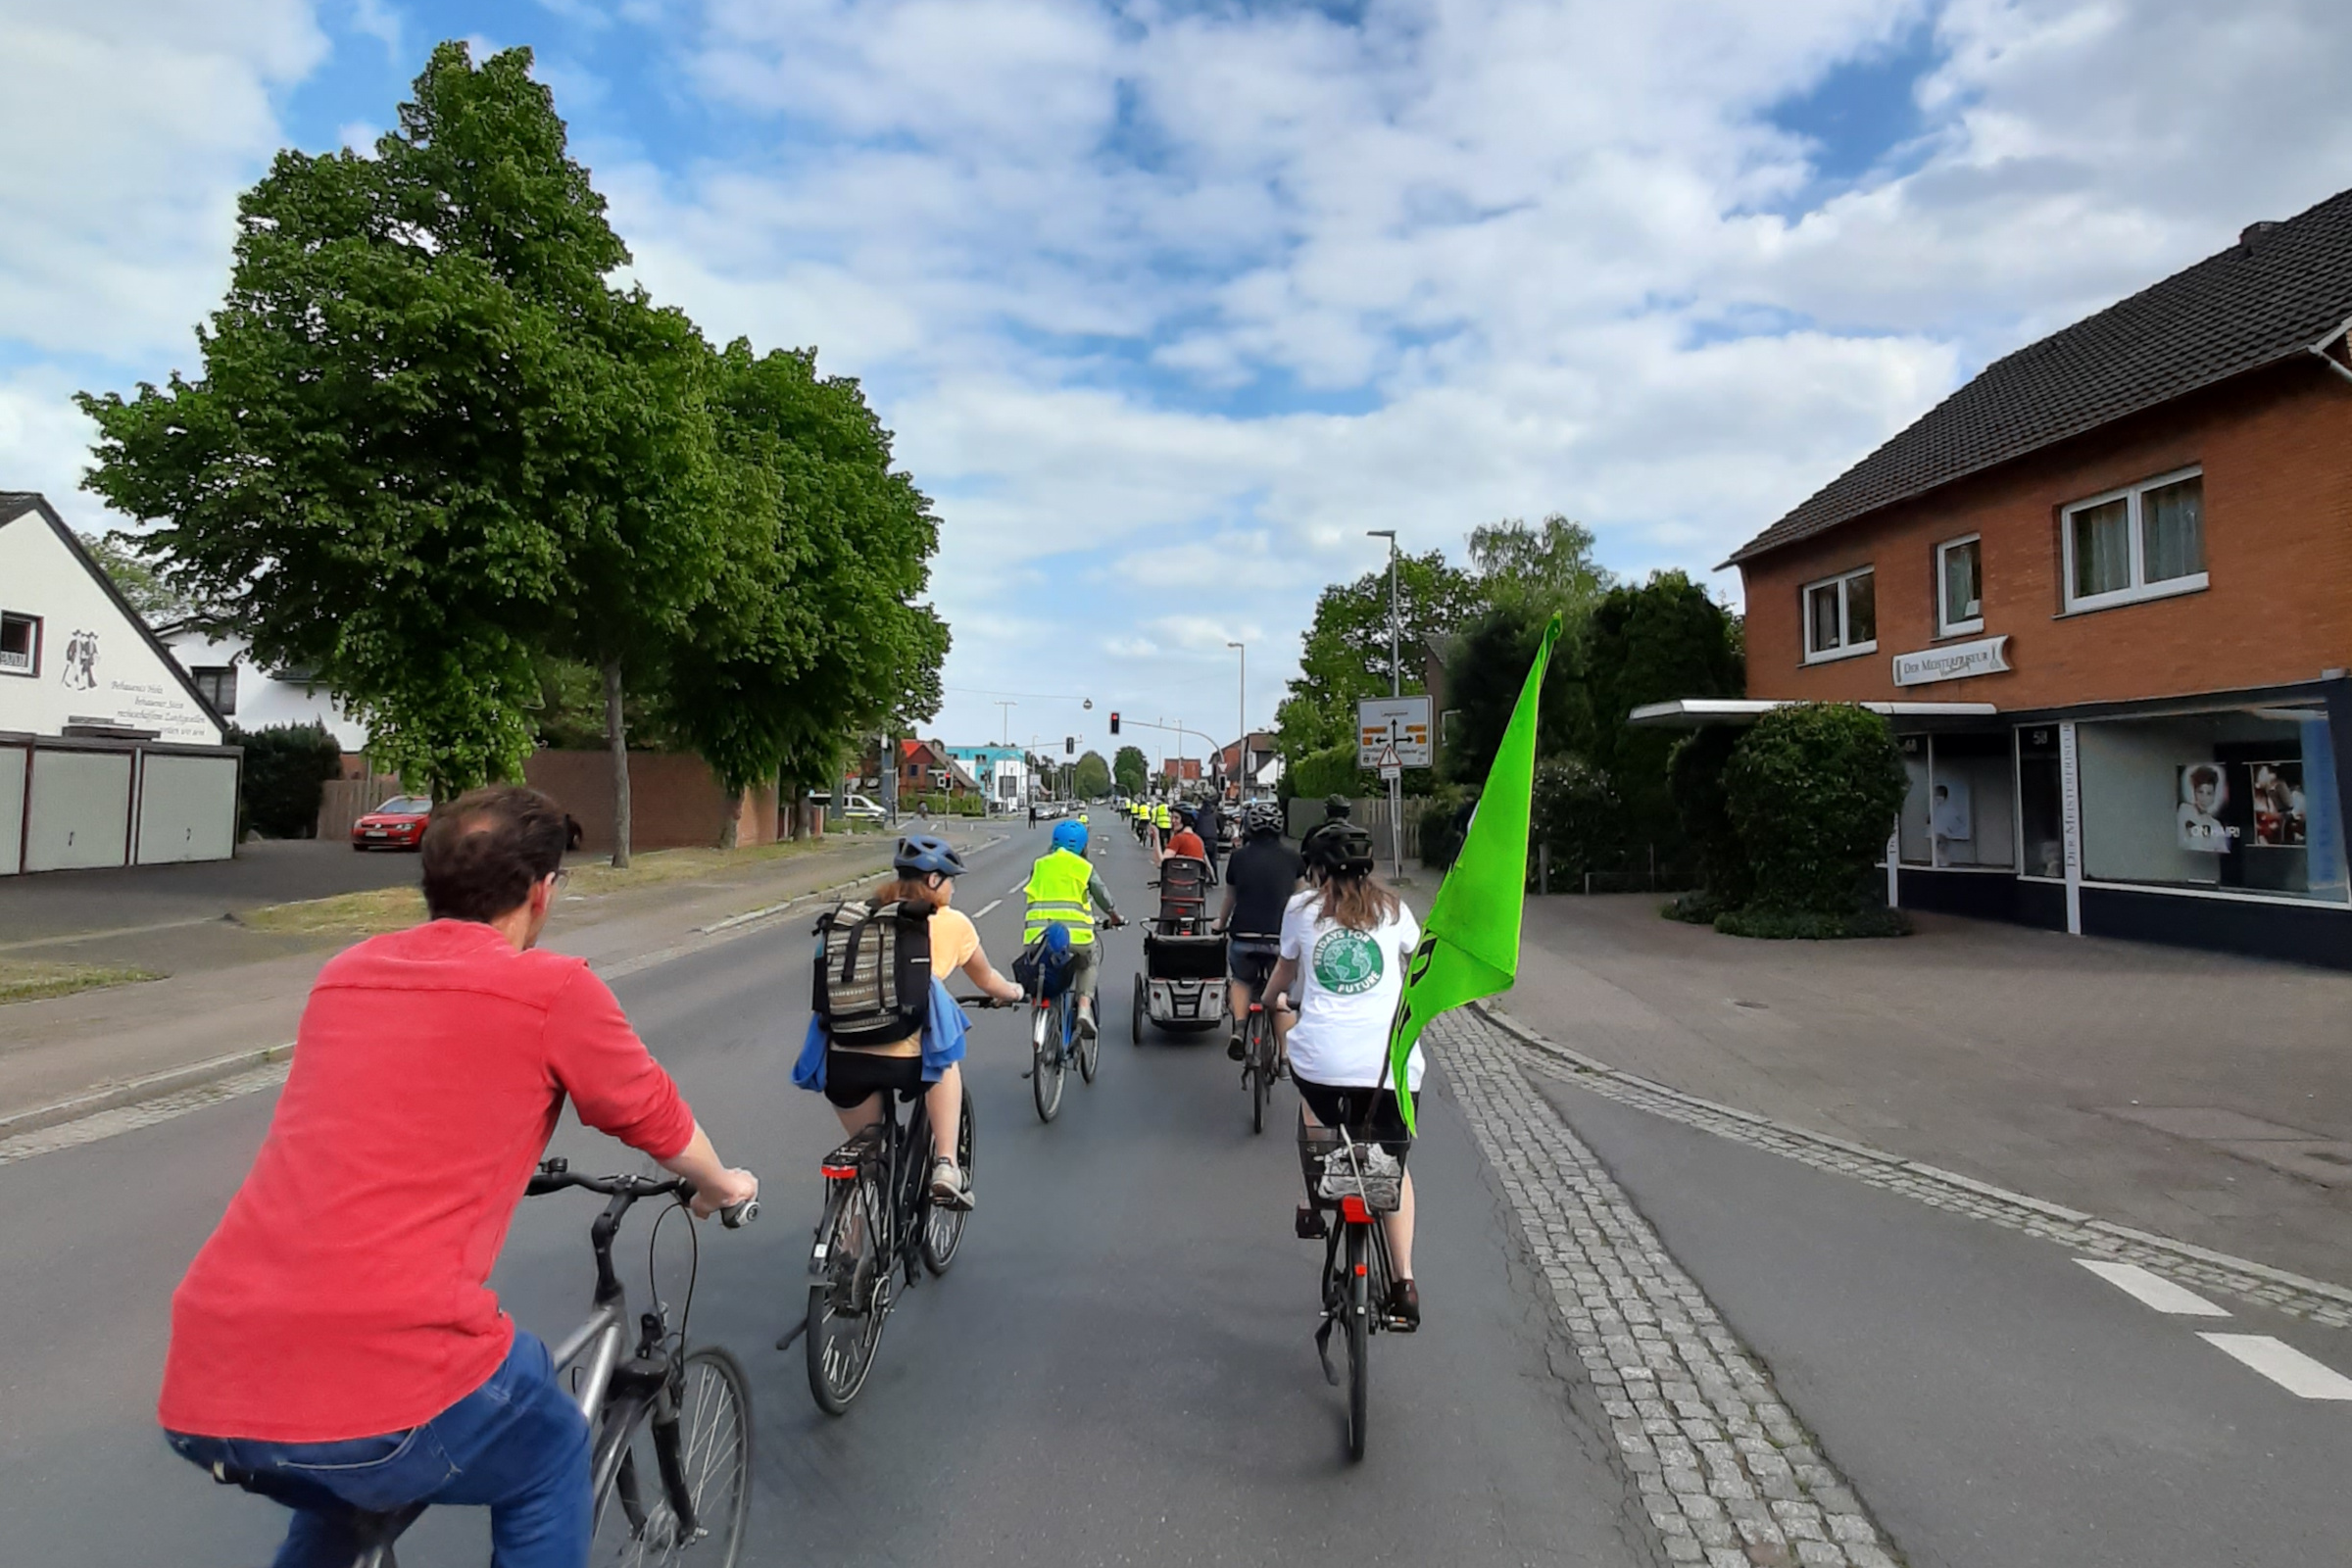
[0, 959, 166, 1005]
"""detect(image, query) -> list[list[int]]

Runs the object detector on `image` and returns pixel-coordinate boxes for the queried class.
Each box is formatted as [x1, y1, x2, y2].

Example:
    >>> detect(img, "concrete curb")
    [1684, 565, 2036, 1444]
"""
[1469, 1000, 2352, 1312]
[0, 1042, 295, 1143]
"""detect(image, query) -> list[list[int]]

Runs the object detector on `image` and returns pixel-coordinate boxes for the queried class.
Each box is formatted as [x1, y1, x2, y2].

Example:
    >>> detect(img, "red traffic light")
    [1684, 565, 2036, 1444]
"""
[1109, 712, 1120, 735]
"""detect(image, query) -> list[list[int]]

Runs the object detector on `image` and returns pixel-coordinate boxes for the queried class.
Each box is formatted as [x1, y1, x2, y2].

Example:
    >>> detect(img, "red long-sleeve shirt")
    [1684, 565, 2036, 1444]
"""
[158, 919, 696, 1443]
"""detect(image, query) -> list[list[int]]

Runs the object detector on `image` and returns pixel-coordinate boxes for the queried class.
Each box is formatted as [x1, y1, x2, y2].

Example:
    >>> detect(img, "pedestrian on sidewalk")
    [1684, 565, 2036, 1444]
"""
[157, 786, 760, 1567]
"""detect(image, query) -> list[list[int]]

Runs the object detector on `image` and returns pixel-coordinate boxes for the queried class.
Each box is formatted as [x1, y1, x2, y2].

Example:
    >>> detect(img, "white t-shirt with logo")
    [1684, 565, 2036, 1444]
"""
[1278, 891, 1424, 1092]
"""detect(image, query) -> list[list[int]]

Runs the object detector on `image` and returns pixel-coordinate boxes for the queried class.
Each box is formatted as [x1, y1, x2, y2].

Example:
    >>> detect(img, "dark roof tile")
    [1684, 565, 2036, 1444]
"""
[1727, 186, 2352, 564]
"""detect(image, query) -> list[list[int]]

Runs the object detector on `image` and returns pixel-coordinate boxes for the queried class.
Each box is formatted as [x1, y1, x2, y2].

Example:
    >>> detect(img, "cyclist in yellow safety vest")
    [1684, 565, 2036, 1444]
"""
[1024, 819, 1125, 1036]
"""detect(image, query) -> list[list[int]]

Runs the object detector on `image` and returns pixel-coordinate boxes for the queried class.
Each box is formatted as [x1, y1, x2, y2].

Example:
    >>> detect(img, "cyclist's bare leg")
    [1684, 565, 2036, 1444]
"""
[833, 1093, 885, 1141]
[923, 1064, 964, 1163]
[1382, 1169, 1416, 1283]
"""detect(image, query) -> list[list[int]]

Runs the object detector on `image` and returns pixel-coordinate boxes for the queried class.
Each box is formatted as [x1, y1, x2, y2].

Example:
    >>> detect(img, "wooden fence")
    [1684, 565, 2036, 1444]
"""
[317, 775, 402, 840]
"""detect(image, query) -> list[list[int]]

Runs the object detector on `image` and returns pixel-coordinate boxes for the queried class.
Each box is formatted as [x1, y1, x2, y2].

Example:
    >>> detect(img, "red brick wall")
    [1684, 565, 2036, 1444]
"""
[1740, 364, 2352, 708]
[522, 750, 780, 853]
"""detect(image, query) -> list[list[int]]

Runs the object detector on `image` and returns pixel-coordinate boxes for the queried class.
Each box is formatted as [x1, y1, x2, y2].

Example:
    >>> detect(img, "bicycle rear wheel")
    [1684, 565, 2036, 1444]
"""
[806, 1177, 888, 1415]
[589, 1347, 752, 1567]
[1031, 1001, 1065, 1122]
[1249, 1015, 1270, 1136]
[1345, 1223, 1371, 1461]
[922, 1084, 974, 1275]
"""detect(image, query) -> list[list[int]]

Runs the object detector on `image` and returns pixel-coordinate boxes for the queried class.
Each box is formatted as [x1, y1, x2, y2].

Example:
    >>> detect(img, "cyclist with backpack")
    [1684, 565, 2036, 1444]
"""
[1264, 818, 1425, 1328]
[808, 834, 1022, 1211]
[1022, 818, 1125, 1038]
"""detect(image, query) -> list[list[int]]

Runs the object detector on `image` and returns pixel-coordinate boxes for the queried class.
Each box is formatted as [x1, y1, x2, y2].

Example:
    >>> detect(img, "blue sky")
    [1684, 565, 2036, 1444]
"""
[7, 0, 2352, 762]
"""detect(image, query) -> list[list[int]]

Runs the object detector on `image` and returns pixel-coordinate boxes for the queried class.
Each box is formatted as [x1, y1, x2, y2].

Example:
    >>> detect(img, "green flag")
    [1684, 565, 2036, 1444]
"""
[1387, 612, 1561, 1133]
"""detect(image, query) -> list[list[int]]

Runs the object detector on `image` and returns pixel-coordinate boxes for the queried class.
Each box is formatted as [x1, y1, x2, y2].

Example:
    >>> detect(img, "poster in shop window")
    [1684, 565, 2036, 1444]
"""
[2177, 763, 2232, 854]
[2248, 760, 2306, 848]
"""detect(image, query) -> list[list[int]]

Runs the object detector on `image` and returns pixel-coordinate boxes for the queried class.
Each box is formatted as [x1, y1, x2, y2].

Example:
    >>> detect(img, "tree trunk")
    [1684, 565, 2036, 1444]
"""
[719, 785, 741, 851]
[603, 658, 631, 869]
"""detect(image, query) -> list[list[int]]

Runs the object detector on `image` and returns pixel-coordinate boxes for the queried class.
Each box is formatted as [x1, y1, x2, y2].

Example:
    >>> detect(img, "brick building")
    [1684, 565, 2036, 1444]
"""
[1650, 189, 2352, 967]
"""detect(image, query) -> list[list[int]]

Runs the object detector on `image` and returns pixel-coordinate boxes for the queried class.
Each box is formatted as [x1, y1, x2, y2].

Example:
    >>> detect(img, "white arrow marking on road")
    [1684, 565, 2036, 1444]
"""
[2076, 1259, 2230, 1316]
[2198, 1334, 2352, 1399]
[974, 900, 1003, 919]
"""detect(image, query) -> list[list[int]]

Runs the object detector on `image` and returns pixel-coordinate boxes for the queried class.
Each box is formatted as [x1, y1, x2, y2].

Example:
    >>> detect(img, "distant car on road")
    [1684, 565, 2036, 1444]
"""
[814, 791, 888, 824]
[351, 795, 432, 852]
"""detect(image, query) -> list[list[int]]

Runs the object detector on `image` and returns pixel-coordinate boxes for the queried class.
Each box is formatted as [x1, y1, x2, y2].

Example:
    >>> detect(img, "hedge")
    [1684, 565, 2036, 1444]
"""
[1720, 704, 1907, 928]
[1531, 757, 1624, 879]
[230, 722, 344, 839]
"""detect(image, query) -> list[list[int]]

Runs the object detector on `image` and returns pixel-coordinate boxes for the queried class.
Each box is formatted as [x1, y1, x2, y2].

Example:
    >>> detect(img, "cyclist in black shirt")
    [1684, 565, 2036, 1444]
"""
[1217, 802, 1303, 1061]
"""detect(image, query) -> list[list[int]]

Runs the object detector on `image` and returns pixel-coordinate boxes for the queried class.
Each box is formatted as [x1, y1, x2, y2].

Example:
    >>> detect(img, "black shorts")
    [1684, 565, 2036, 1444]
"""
[822, 1050, 925, 1109]
[1228, 939, 1279, 990]
[1295, 1077, 1412, 1154]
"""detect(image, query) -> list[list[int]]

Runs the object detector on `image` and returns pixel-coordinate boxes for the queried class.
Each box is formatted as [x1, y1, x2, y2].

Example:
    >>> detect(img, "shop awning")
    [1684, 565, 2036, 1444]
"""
[1627, 698, 2000, 728]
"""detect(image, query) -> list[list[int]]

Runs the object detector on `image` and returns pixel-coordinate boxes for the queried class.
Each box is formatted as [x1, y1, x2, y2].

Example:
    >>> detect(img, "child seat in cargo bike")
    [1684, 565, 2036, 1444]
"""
[1132, 855, 1226, 1041]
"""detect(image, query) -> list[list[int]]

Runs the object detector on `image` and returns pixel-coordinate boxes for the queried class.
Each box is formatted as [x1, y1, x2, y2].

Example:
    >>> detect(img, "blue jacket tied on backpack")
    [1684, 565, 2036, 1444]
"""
[793, 976, 968, 1093]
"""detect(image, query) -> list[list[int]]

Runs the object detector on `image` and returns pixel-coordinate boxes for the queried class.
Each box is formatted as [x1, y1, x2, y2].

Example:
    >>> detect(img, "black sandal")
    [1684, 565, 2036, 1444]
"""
[1389, 1278, 1420, 1330]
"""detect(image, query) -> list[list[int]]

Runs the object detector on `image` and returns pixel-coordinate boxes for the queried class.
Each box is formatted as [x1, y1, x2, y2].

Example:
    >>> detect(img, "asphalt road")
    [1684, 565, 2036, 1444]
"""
[0, 821, 1651, 1566]
[1540, 1075, 2352, 1568]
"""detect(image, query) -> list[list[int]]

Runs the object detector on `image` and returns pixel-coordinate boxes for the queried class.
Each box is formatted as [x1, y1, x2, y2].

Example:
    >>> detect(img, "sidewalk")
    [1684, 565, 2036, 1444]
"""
[1494, 896, 2352, 1287]
[0, 823, 993, 1128]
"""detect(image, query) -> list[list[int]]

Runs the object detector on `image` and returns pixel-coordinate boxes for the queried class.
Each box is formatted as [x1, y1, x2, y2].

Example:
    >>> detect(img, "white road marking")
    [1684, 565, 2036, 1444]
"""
[974, 900, 1003, 919]
[2076, 1258, 2231, 1316]
[2198, 1334, 2352, 1399]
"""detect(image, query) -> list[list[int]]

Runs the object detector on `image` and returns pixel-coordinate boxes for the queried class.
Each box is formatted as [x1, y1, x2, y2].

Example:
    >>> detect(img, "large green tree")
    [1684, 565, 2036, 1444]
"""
[76, 42, 641, 796]
[1468, 514, 1613, 619]
[1582, 571, 1745, 864]
[1073, 750, 1112, 799]
[1112, 745, 1149, 797]
[660, 341, 948, 838]
[1273, 548, 1478, 763]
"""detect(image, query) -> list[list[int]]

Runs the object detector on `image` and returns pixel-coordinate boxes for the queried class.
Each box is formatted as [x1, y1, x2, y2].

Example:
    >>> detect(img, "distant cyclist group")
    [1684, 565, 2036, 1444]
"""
[158, 780, 1426, 1563]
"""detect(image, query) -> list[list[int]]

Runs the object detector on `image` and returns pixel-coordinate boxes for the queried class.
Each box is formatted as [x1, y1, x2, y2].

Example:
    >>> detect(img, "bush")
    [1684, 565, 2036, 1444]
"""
[1722, 704, 1907, 920]
[1713, 905, 1911, 940]
[1418, 782, 1475, 870]
[1531, 757, 1624, 881]
[230, 722, 344, 838]
[1668, 725, 1751, 911]
[1288, 742, 1370, 803]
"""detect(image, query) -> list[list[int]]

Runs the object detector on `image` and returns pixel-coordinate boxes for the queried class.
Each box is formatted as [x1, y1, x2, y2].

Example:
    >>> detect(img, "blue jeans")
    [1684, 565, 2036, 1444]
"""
[166, 1330, 591, 1568]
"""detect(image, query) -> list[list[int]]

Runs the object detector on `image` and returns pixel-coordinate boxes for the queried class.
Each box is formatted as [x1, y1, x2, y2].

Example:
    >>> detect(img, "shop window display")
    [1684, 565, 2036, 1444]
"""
[2077, 707, 2345, 903]
[1895, 731, 2016, 869]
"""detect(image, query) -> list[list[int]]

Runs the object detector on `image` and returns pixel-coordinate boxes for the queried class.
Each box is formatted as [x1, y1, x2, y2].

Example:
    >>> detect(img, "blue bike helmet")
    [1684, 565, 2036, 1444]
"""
[1052, 818, 1089, 855]
[894, 833, 966, 878]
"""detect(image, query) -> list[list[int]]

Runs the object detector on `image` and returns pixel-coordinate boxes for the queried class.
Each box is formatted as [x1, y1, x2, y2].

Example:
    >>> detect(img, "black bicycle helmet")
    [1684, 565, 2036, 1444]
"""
[893, 832, 967, 878]
[1244, 802, 1285, 838]
[1323, 793, 1352, 820]
[1301, 819, 1375, 876]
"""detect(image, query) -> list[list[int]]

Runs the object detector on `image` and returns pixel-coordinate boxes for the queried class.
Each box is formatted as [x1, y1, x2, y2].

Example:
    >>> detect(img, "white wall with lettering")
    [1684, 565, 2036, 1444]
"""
[0, 504, 223, 745]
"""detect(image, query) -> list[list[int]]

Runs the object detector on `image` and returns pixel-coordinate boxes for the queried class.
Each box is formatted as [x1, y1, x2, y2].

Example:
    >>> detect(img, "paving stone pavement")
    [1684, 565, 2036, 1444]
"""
[1435, 1008, 1904, 1568]
[1476, 1004, 2352, 1332]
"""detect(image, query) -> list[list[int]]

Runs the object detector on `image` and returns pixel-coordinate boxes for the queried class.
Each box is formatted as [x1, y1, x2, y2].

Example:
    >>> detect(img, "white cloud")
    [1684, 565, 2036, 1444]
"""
[0, 2, 326, 362]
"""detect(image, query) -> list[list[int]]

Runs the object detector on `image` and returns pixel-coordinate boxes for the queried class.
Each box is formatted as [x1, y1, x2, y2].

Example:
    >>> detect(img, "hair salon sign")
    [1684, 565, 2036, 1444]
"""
[1891, 634, 2010, 687]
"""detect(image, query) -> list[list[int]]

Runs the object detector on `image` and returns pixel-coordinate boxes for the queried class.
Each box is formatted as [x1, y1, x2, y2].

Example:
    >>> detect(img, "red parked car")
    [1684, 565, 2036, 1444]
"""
[351, 795, 432, 852]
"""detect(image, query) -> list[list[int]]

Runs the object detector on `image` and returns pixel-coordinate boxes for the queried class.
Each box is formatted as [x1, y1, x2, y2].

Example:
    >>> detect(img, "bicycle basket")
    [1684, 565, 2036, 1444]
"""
[1298, 1124, 1404, 1213]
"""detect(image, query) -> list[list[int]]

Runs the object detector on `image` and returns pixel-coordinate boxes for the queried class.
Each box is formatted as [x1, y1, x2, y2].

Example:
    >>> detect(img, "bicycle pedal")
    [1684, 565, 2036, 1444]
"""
[1295, 1204, 1328, 1240]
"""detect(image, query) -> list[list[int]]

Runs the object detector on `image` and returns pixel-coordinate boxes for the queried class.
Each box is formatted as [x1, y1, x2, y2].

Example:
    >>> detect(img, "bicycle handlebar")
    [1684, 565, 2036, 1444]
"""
[527, 1158, 759, 1229]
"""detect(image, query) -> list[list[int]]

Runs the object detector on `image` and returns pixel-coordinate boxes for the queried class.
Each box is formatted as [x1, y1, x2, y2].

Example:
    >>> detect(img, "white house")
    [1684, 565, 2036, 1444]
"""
[1, 492, 239, 874]
[161, 628, 368, 755]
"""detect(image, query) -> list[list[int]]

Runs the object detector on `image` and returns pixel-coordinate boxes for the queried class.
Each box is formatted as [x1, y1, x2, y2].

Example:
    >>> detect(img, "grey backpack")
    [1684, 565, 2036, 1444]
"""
[811, 900, 933, 1050]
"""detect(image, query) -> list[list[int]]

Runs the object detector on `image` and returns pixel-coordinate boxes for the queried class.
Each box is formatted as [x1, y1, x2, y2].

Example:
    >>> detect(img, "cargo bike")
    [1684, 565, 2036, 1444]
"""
[1129, 854, 1228, 1044]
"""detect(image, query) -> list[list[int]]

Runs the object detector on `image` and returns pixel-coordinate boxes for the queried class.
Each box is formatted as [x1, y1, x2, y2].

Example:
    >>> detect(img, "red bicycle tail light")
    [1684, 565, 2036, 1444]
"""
[819, 1163, 858, 1181]
[1341, 1197, 1374, 1225]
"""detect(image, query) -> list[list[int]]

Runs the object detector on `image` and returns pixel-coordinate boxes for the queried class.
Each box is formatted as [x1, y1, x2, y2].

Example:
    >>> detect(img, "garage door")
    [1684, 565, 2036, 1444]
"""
[136, 754, 238, 864]
[24, 749, 132, 871]
[0, 745, 24, 876]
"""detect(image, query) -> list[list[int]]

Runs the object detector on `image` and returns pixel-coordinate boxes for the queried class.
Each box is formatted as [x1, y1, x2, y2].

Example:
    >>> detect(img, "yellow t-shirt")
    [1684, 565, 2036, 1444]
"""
[847, 906, 981, 1058]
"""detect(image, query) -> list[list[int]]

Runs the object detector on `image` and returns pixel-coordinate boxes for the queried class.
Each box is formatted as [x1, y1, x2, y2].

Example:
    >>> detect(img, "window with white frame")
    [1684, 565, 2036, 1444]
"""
[0, 611, 37, 675]
[1936, 536, 1983, 636]
[1802, 566, 1876, 662]
[2062, 467, 2205, 612]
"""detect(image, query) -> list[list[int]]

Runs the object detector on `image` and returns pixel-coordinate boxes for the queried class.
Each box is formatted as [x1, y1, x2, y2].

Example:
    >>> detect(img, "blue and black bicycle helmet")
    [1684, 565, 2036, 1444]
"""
[894, 833, 967, 878]
[1052, 818, 1089, 855]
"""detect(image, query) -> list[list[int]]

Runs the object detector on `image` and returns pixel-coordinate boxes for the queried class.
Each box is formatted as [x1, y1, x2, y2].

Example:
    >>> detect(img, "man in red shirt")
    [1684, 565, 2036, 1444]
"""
[159, 786, 758, 1567]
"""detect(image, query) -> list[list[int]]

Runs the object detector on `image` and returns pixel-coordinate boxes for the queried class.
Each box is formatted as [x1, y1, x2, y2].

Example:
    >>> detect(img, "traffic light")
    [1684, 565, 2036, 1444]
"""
[1109, 711, 1120, 735]
[1065, 736, 1075, 756]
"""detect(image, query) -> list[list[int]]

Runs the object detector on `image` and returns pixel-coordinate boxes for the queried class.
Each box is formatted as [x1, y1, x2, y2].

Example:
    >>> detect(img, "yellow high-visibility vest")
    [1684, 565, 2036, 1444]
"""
[1023, 849, 1097, 947]
[1153, 803, 1172, 829]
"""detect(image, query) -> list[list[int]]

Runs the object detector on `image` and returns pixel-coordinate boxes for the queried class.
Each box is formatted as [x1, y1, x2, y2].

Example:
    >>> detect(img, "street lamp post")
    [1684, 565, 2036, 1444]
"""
[1366, 529, 1403, 877]
[1226, 640, 1245, 800]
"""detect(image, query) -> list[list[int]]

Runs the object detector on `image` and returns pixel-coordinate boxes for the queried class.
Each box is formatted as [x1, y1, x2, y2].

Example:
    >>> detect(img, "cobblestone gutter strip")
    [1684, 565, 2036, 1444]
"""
[1474, 1004, 2352, 1332]
[1436, 1009, 1902, 1568]
[0, 1062, 291, 1167]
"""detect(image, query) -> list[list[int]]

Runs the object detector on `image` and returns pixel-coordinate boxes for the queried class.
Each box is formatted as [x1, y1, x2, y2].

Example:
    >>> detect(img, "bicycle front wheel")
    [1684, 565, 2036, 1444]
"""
[589, 1347, 752, 1567]
[1345, 1224, 1371, 1461]
[1077, 1003, 1101, 1084]
[807, 1178, 887, 1415]
[922, 1083, 974, 1275]
[1031, 1003, 1064, 1123]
